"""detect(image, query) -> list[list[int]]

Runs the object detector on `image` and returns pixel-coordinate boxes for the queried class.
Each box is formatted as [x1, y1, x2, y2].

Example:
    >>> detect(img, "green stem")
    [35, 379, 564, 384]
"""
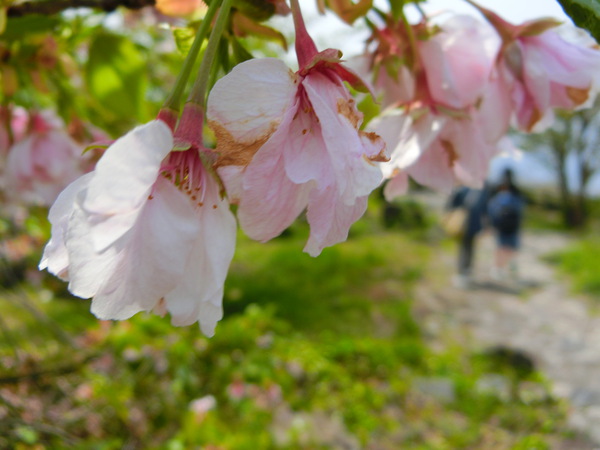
[187, 0, 233, 107]
[398, 7, 419, 71]
[414, 1, 427, 21]
[162, 0, 222, 112]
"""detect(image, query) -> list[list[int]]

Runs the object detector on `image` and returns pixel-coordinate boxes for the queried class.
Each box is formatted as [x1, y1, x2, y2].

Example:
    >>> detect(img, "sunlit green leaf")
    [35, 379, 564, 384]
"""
[173, 26, 196, 55]
[85, 33, 147, 125]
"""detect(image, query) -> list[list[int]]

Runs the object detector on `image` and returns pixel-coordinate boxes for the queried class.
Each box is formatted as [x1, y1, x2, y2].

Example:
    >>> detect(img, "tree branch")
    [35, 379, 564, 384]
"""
[7, 0, 156, 18]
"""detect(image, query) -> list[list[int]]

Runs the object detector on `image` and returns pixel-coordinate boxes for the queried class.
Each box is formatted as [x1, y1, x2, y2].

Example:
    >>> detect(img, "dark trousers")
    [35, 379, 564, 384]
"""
[458, 233, 476, 276]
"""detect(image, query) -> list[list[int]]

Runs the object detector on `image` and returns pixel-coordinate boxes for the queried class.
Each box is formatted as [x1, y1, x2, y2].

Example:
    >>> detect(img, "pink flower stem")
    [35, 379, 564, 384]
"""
[162, 0, 222, 112]
[187, 0, 233, 107]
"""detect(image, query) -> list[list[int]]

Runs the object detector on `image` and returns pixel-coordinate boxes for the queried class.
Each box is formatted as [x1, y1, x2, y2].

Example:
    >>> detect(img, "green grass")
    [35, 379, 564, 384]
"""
[547, 237, 600, 298]
[0, 207, 574, 449]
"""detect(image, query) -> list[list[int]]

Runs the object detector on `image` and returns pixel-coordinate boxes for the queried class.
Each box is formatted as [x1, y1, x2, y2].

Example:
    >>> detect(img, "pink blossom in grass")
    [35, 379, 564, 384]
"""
[39, 106, 236, 336]
[207, 1, 385, 256]
[4, 110, 84, 206]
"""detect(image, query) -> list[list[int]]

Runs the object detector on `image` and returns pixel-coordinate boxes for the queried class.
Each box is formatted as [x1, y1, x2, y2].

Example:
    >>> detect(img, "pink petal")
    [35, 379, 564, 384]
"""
[383, 172, 409, 201]
[406, 141, 456, 193]
[217, 165, 245, 203]
[371, 109, 445, 175]
[237, 122, 312, 241]
[524, 30, 600, 88]
[304, 186, 368, 256]
[282, 96, 331, 187]
[303, 72, 383, 201]
[478, 68, 513, 142]
[445, 120, 491, 188]
[419, 15, 499, 109]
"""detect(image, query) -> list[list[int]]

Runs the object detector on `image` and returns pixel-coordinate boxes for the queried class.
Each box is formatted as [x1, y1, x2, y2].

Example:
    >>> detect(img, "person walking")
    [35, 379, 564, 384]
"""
[448, 184, 491, 288]
[488, 168, 525, 282]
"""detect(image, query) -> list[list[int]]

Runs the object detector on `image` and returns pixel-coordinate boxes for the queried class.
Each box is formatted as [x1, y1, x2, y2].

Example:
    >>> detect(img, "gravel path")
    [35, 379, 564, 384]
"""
[415, 228, 600, 445]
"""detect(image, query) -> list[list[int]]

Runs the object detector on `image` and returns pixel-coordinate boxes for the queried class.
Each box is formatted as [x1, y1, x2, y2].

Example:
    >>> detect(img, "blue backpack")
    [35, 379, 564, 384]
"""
[489, 191, 521, 234]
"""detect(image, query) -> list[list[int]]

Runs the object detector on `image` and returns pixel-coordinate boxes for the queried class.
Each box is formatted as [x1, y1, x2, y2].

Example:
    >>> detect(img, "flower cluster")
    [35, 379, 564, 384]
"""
[365, 5, 600, 199]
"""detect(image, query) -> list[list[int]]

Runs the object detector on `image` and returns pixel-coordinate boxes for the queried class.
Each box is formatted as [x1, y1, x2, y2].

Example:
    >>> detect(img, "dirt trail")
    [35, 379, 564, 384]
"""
[414, 225, 600, 445]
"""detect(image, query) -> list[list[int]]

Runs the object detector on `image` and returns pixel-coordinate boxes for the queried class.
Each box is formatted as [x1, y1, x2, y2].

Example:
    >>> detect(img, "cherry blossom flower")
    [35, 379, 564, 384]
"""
[207, 0, 385, 256]
[506, 28, 600, 131]
[467, 0, 600, 131]
[40, 107, 236, 336]
[4, 110, 84, 206]
[369, 14, 502, 198]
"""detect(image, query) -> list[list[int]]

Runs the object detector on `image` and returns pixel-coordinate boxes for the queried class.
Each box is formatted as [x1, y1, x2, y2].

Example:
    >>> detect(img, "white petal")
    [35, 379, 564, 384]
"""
[207, 58, 297, 144]
[83, 120, 172, 217]
[65, 203, 120, 299]
[164, 177, 236, 336]
[39, 173, 94, 279]
[90, 177, 201, 320]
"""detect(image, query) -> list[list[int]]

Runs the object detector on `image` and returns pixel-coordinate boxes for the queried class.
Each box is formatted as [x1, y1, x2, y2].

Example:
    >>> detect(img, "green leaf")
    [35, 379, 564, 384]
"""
[173, 26, 196, 55]
[233, 0, 275, 22]
[230, 38, 254, 65]
[357, 92, 380, 128]
[2, 14, 59, 40]
[556, 0, 600, 43]
[85, 33, 147, 125]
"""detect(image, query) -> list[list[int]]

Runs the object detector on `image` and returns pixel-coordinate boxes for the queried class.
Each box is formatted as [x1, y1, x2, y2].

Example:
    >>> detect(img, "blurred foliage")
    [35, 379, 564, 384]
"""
[0, 3, 278, 139]
[0, 207, 575, 448]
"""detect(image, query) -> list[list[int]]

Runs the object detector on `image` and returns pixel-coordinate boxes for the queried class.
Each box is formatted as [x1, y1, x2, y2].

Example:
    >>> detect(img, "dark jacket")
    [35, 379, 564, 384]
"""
[448, 186, 491, 237]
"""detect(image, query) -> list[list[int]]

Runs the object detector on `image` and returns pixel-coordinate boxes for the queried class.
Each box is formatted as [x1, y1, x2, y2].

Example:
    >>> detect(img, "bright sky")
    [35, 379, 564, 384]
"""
[291, 0, 572, 59]
[412, 0, 569, 23]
